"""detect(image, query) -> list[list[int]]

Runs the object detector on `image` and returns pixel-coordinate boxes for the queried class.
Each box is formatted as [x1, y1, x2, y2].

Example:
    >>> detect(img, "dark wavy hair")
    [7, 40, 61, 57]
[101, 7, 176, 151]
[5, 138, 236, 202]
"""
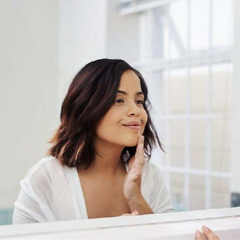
[47, 58, 164, 169]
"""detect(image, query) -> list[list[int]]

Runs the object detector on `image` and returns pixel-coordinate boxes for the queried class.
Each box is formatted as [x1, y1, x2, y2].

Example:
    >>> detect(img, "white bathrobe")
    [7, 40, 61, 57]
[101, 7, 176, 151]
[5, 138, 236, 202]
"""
[13, 155, 174, 224]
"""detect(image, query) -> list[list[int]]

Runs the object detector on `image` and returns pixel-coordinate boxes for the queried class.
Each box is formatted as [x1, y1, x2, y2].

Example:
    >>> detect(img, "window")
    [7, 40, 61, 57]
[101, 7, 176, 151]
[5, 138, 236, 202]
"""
[119, 0, 234, 211]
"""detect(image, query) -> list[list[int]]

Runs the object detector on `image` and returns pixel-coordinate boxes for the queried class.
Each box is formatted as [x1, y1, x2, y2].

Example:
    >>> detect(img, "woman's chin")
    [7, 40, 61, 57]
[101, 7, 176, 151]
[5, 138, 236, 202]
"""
[117, 133, 139, 147]
[123, 138, 138, 147]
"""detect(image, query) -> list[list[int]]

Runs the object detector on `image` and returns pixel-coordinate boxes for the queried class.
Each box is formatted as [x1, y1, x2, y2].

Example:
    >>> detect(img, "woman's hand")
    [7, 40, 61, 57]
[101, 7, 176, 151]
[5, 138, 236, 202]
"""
[123, 135, 145, 202]
[120, 210, 139, 217]
[195, 226, 220, 240]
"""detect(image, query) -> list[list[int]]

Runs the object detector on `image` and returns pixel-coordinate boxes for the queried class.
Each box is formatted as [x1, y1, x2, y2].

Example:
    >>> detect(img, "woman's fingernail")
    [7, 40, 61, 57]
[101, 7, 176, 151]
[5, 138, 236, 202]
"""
[195, 231, 202, 238]
[203, 226, 210, 232]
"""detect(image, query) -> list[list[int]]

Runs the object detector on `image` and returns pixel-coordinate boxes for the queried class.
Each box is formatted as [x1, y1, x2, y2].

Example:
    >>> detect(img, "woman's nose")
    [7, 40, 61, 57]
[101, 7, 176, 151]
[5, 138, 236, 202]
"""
[127, 101, 140, 116]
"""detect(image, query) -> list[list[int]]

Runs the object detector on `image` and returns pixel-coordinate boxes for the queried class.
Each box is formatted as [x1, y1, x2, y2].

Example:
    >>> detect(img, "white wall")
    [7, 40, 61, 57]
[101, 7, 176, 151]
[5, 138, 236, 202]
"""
[0, 0, 109, 210]
[0, 0, 140, 211]
[231, 0, 240, 193]
[105, 0, 139, 62]
[58, 0, 108, 105]
[57, 0, 140, 106]
[0, 0, 59, 209]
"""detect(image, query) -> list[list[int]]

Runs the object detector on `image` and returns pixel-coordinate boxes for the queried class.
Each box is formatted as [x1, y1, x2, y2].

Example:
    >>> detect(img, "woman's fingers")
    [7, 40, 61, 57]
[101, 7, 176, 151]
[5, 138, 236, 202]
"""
[121, 213, 132, 216]
[136, 136, 144, 166]
[195, 231, 204, 240]
[132, 210, 139, 216]
[128, 135, 144, 170]
[121, 210, 139, 217]
[195, 226, 220, 240]
[128, 135, 144, 173]
[202, 226, 220, 240]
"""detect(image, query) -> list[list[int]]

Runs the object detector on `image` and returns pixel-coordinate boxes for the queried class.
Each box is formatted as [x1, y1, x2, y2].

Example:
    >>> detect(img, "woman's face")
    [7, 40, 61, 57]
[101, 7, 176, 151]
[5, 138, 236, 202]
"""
[95, 70, 148, 147]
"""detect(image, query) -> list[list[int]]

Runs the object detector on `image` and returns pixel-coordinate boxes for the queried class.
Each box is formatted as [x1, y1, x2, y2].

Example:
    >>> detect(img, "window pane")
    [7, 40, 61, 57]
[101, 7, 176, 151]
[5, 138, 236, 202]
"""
[170, 173, 185, 211]
[163, 26, 179, 59]
[190, 66, 208, 114]
[169, 0, 187, 51]
[169, 0, 233, 50]
[190, 175, 206, 210]
[212, 63, 232, 114]
[212, 0, 233, 47]
[170, 120, 185, 168]
[163, 69, 187, 114]
[190, 120, 206, 170]
[144, 71, 165, 117]
[152, 120, 166, 166]
[191, 0, 210, 50]
[211, 119, 230, 172]
[211, 177, 230, 208]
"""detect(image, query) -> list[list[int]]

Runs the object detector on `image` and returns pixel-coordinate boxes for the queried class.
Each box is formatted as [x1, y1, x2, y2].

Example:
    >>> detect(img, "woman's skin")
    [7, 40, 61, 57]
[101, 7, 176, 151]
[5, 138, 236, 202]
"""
[77, 70, 221, 239]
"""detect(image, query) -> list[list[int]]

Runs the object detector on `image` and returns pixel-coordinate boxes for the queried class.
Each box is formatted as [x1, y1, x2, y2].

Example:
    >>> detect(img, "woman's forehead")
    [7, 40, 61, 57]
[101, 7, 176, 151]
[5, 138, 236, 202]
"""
[118, 70, 142, 91]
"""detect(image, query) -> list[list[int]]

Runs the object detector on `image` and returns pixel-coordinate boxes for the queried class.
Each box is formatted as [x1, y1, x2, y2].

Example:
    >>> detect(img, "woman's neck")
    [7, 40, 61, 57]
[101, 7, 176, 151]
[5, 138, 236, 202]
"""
[80, 137, 126, 176]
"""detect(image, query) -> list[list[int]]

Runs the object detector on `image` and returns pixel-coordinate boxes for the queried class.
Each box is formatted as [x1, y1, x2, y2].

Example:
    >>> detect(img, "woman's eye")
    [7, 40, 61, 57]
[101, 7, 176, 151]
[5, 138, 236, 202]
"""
[114, 99, 144, 105]
[115, 99, 124, 104]
[136, 100, 144, 105]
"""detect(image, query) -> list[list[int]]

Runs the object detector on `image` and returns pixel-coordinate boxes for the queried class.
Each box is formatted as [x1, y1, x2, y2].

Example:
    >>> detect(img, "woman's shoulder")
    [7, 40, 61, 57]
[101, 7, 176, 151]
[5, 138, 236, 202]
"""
[23, 156, 63, 181]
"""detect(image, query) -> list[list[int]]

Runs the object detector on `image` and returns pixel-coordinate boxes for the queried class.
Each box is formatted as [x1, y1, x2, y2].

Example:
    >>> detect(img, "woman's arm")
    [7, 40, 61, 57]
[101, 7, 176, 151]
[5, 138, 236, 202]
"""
[123, 135, 173, 214]
[13, 187, 47, 224]
[123, 136, 154, 214]
[13, 165, 52, 224]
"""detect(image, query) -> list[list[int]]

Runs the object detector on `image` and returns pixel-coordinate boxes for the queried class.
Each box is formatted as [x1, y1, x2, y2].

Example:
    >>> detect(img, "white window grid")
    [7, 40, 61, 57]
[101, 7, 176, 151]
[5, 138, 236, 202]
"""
[119, 0, 234, 211]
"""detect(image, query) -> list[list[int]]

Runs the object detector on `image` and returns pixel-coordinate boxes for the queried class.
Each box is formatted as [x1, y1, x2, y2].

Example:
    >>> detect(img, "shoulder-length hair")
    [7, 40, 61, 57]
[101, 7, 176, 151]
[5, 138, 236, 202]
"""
[47, 58, 164, 169]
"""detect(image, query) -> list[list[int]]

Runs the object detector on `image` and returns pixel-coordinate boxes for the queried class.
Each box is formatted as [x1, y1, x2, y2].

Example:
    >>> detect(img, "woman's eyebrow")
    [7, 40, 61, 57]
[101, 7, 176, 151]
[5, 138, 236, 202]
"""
[117, 90, 144, 97]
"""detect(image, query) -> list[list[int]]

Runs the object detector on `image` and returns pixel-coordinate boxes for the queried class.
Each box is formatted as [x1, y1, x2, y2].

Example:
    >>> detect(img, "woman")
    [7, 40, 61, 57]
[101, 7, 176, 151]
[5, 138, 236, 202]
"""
[13, 58, 173, 223]
[12, 58, 220, 239]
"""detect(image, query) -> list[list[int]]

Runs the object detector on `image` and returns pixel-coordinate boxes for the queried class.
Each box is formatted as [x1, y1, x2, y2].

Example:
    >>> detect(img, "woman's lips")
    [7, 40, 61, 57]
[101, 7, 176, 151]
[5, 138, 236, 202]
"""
[123, 125, 141, 130]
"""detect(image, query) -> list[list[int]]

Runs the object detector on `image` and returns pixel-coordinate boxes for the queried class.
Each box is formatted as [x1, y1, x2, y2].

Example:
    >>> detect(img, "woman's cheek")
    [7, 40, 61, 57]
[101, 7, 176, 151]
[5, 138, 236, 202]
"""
[141, 111, 148, 133]
[143, 110, 148, 123]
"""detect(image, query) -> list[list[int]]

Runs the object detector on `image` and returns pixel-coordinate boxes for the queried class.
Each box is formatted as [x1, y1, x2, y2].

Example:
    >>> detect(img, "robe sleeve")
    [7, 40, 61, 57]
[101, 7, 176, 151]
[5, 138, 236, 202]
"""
[12, 163, 54, 224]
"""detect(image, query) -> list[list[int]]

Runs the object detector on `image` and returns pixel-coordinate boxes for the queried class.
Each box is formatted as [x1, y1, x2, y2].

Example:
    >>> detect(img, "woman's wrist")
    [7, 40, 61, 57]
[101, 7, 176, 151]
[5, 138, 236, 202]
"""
[126, 193, 154, 215]
[125, 193, 144, 205]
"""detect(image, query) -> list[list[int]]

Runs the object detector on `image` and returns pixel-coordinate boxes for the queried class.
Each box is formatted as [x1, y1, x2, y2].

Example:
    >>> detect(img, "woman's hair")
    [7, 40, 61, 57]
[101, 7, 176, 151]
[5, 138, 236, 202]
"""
[47, 58, 164, 169]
